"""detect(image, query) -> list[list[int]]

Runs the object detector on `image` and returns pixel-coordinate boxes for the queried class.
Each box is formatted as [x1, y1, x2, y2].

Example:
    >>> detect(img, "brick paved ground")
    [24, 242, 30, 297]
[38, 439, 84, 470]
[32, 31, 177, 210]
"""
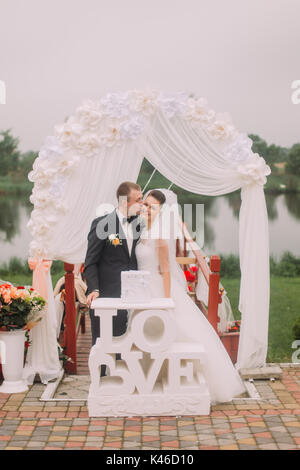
[0, 316, 300, 450]
[0, 369, 300, 450]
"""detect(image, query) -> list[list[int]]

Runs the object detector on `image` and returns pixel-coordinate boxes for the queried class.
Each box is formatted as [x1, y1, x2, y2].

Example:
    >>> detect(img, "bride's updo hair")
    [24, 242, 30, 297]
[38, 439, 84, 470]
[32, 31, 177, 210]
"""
[147, 189, 166, 206]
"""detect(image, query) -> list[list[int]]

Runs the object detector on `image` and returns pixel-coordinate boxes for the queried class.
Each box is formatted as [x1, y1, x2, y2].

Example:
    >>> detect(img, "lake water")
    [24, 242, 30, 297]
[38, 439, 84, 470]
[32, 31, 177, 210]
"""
[0, 192, 299, 264]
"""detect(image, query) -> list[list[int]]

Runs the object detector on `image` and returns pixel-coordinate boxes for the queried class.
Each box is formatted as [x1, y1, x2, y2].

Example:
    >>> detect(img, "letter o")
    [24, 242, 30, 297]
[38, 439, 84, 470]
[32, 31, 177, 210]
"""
[131, 309, 176, 353]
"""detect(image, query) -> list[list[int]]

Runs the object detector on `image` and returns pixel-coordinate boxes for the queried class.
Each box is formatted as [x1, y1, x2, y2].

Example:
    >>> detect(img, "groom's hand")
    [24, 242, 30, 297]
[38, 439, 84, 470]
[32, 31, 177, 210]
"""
[86, 290, 99, 307]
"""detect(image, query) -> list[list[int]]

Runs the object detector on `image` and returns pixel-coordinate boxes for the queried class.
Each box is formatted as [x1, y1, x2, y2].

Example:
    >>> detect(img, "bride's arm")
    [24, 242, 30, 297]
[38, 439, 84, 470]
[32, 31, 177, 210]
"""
[156, 239, 171, 298]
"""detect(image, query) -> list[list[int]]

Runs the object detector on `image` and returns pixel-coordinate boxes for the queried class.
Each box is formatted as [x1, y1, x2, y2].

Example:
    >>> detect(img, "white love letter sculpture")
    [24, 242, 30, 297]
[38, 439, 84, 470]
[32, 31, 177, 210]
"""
[89, 349, 135, 396]
[130, 309, 176, 352]
[88, 301, 211, 416]
[95, 309, 133, 353]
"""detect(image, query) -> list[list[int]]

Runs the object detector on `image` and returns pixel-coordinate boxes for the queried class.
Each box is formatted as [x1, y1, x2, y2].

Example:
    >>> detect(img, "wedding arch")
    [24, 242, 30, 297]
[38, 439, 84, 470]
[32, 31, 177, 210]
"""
[25, 89, 270, 384]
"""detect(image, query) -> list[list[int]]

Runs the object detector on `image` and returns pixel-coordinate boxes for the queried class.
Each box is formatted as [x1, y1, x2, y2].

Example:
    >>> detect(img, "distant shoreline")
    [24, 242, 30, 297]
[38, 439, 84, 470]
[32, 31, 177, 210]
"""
[0, 170, 300, 196]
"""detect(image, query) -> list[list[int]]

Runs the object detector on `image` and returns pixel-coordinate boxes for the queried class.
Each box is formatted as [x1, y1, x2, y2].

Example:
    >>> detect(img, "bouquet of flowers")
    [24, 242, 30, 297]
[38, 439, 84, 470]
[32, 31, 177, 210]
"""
[0, 283, 46, 331]
[184, 265, 199, 293]
[226, 320, 241, 333]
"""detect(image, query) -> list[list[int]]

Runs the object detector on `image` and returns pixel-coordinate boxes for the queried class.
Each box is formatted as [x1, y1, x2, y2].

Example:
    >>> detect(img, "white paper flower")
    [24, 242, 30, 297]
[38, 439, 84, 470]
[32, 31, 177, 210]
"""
[100, 92, 130, 118]
[158, 92, 189, 118]
[28, 240, 48, 259]
[30, 190, 67, 212]
[129, 89, 159, 116]
[38, 136, 64, 160]
[184, 97, 212, 121]
[28, 165, 57, 185]
[103, 125, 123, 147]
[74, 134, 101, 157]
[28, 220, 52, 238]
[35, 212, 57, 231]
[75, 100, 103, 129]
[237, 153, 271, 185]
[119, 116, 144, 140]
[54, 118, 85, 149]
[58, 154, 80, 171]
[29, 191, 49, 208]
[223, 133, 254, 164]
[48, 174, 68, 197]
[206, 113, 236, 141]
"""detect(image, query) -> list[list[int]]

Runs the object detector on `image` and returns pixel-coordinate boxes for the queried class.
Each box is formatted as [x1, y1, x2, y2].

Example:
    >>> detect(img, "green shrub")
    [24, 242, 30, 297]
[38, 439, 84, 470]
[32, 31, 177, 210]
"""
[219, 254, 240, 278]
[218, 251, 300, 278]
[0, 257, 30, 276]
[279, 252, 300, 276]
[51, 260, 65, 275]
[270, 255, 280, 276]
[0, 257, 65, 278]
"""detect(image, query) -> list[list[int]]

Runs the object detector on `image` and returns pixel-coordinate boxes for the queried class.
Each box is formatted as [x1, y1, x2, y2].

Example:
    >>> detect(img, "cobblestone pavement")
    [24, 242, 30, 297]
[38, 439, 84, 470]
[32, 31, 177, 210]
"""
[0, 366, 300, 450]
[1, 320, 300, 450]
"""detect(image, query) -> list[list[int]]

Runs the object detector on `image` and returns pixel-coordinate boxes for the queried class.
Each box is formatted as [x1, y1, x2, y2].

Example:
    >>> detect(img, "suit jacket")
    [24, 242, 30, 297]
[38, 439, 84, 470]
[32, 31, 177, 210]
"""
[83, 209, 142, 298]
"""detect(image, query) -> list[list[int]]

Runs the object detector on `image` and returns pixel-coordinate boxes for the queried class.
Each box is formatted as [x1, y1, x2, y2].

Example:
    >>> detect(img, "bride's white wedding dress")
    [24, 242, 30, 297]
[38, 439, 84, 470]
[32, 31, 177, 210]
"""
[135, 232, 246, 404]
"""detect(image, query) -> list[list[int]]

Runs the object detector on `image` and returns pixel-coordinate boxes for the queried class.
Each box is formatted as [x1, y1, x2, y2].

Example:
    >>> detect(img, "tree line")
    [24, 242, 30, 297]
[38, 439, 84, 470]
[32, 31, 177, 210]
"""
[249, 134, 300, 175]
[0, 129, 300, 178]
[0, 130, 37, 178]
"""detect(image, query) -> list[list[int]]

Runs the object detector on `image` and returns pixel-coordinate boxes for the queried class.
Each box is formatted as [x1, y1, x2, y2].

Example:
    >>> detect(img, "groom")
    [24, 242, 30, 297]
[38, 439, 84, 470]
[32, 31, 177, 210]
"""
[83, 181, 143, 374]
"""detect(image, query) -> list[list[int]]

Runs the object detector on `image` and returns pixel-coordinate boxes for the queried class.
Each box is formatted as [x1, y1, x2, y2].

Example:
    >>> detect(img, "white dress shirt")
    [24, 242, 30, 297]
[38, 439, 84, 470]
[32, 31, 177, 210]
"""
[116, 208, 133, 256]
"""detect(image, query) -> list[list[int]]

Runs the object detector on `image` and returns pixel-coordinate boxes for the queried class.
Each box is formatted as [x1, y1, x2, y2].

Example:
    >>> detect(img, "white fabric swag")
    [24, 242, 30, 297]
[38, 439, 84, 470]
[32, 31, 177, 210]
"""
[26, 90, 271, 383]
[141, 111, 270, 369]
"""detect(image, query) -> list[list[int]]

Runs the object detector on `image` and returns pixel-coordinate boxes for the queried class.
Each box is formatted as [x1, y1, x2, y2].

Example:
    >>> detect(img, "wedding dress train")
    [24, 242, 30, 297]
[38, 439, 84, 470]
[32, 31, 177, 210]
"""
[135, 235, 246, 404]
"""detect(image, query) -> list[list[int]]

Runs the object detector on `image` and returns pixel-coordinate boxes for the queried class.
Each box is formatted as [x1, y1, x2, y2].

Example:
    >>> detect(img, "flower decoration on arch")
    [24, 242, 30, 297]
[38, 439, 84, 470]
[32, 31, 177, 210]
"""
[27, 89, 271, 259]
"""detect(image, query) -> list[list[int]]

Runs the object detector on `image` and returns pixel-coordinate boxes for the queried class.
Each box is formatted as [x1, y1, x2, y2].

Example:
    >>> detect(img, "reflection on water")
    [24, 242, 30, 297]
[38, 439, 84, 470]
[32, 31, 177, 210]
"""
[178, 191, 300, 257]
[0, 194, 33, 263]
[284, 193, 300, 221]
[0, 192, 300, 263]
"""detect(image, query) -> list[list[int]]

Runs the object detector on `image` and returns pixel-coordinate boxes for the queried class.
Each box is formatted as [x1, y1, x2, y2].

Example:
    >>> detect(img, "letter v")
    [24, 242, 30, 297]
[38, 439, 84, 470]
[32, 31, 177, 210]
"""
[121, 351, 165, 394]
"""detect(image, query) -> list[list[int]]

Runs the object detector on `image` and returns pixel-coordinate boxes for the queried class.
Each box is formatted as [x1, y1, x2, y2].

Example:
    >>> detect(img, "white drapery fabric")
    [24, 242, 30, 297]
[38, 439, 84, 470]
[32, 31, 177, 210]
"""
[141, 111, 270, 369]
[26, 90, 271, 382]
[39, 140, 143, 263]
[237, 184, 270, 368]
[23, 269, 61, 384]
[25, 141, 143, 383]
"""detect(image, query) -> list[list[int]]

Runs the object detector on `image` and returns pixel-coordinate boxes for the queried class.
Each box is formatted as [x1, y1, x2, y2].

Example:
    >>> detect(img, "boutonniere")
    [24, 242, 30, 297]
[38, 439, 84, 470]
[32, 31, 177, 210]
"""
[108, 233, 123, 247]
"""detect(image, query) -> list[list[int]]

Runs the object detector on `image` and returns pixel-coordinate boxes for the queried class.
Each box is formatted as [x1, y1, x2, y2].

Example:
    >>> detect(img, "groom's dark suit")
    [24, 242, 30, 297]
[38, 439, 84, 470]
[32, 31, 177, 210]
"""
[83, 208, 142, 349]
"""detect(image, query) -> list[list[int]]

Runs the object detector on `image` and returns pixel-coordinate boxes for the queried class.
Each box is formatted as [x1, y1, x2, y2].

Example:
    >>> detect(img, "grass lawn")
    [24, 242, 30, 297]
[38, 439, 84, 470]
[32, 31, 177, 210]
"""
[1, 271, 65, 292]
[222, 275, 300, 363]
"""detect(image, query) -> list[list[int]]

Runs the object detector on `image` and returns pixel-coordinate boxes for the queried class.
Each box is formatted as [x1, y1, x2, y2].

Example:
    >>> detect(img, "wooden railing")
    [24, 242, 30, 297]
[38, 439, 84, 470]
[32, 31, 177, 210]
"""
[177, 222, 239, 363]
[177, 221, 223, 333]
[63, 263, 77, 374]
[62, 263, 87, 373]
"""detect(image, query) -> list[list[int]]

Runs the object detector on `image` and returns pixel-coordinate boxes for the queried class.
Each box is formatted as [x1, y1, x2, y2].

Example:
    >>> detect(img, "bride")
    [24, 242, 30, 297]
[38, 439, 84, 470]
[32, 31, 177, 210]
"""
[134, 188, 246, 404]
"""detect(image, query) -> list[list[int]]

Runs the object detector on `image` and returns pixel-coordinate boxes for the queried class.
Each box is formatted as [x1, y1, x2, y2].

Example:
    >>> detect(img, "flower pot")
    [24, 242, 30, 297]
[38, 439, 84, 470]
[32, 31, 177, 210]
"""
[220, 331, 240, 364]
[0, 329, 28, 394]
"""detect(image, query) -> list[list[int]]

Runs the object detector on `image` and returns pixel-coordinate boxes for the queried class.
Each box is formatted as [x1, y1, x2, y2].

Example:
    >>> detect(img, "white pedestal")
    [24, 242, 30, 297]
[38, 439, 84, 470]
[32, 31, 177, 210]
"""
[88, 382, 210, 417]
[0, 330, 28, 394]
[88, 298, 211, 417]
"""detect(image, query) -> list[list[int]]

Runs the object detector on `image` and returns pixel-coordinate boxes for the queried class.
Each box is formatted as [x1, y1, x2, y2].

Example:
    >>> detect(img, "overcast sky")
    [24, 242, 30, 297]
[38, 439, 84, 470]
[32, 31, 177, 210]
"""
[0, 0, 299, 152]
